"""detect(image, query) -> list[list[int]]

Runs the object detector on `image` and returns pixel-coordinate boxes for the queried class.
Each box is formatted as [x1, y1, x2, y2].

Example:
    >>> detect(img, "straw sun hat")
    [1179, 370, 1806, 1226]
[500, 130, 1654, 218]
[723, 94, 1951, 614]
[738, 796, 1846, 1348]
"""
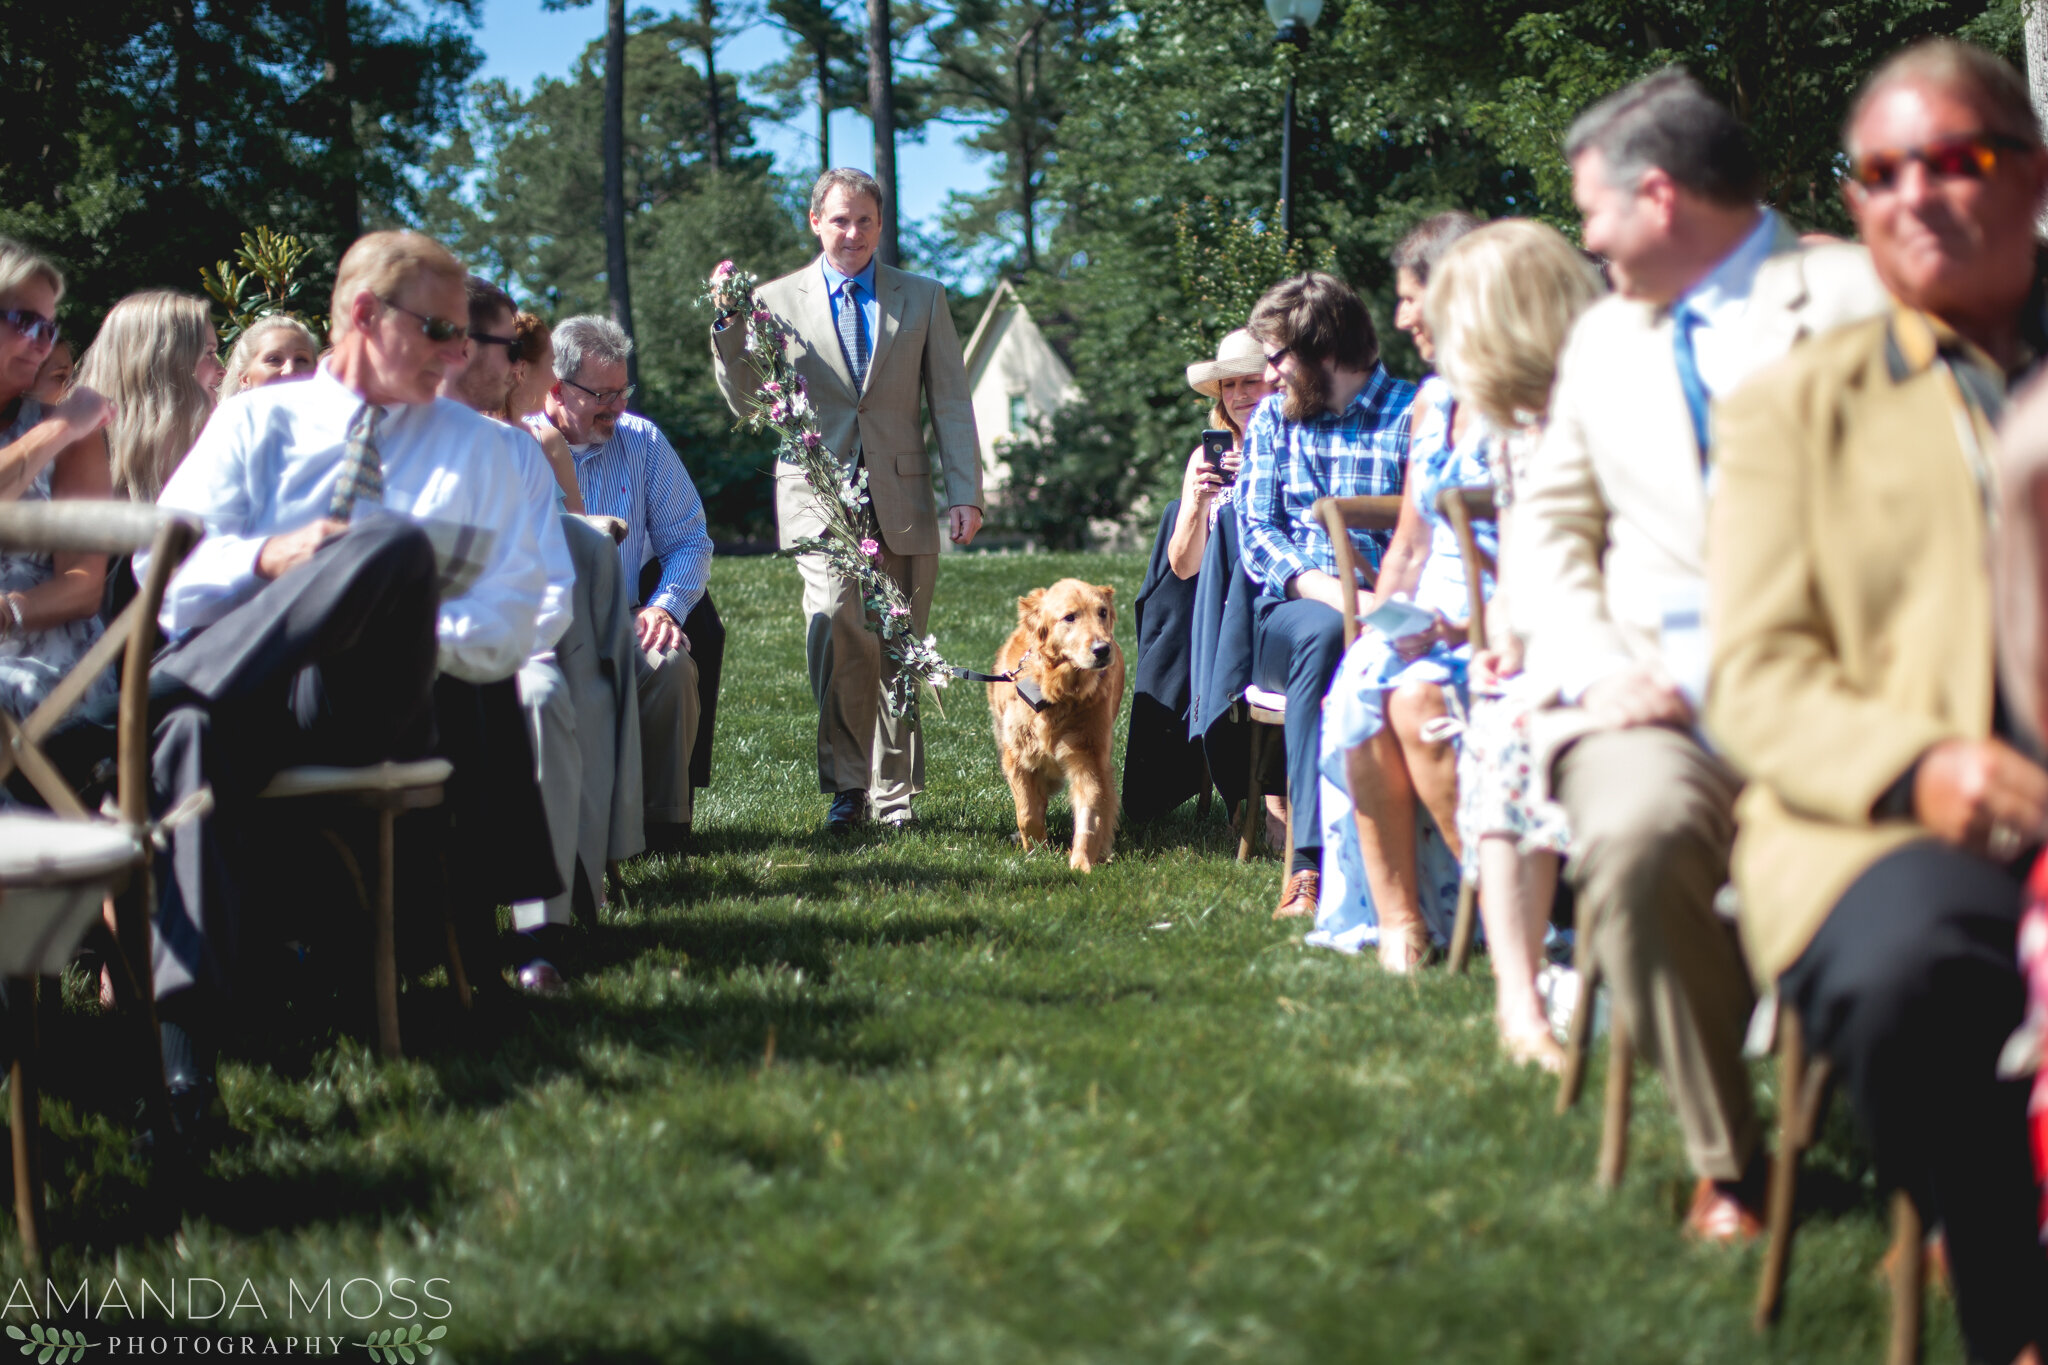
[1185, 328, 1266, 398]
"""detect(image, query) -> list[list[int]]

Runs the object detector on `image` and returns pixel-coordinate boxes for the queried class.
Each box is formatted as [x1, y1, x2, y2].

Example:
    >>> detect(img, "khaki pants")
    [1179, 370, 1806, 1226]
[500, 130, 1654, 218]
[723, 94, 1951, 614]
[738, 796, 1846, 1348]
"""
[796, 538, 936, 819]
[637, 644, 699, 827]
[1553, 725, 1759, 1181]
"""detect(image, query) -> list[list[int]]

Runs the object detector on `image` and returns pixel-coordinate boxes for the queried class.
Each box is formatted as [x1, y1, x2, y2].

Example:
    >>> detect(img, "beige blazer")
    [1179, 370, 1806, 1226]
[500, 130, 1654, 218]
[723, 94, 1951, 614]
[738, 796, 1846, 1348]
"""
[711, 256, 982, 557]
[1507, 228, 1887, 768]
[1708, 308, 1999, 981]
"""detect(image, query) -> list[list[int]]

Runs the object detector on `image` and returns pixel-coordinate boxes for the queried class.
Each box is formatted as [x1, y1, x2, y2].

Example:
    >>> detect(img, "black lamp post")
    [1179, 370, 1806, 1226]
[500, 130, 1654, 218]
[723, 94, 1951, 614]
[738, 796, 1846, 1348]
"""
[1266, 0, 1323, 238]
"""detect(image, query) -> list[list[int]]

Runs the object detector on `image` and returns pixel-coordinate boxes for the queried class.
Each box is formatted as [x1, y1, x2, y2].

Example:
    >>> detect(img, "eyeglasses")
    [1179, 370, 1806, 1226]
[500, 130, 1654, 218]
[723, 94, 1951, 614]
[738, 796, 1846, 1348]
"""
[471, 331, 516, 351]
[562, 375, 635, 407]
[0, 309, 59, 348]
[1263, 346, 1290, 368]
[378, 296, 469, 344]
[1847, 133, 2029, 192]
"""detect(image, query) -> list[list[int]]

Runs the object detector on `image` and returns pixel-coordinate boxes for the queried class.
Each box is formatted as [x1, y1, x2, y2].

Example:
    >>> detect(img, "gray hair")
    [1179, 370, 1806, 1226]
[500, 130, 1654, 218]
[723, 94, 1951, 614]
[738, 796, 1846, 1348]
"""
[1564, 68, 1760, 207]
[0, 236, 65, 306]
[552, 315, 633, 383]
[1390, 211, 1482, 285]
[1846, 39, 2042, 157]
[810, 167, 884, 219]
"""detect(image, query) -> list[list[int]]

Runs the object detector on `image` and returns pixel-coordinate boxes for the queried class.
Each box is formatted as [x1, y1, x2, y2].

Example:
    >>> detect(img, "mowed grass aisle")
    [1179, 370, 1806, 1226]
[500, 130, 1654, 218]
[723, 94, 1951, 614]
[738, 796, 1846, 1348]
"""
[22, 551, 1951, 1363]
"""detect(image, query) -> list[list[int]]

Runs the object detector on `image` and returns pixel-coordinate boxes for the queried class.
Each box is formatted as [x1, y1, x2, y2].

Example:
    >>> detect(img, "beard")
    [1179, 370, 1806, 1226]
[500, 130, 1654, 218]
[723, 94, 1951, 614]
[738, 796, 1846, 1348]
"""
[1280, 359, 1331, 424]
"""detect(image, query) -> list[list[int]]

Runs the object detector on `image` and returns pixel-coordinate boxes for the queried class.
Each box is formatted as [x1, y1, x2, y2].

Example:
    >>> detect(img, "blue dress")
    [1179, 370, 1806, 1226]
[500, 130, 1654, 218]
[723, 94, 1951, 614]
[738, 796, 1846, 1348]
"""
[0, 398, 114, 721]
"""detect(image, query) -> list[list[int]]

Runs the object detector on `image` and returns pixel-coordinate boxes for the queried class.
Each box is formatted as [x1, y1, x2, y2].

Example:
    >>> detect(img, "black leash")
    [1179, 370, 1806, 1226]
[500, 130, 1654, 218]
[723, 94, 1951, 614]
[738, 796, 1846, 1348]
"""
[949, 652, 1048, 710]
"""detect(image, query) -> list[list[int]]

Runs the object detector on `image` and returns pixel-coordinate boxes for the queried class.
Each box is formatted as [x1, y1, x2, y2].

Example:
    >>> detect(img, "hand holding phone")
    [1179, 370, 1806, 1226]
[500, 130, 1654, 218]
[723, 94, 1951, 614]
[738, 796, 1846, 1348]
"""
[1200, 429, 1235, 485]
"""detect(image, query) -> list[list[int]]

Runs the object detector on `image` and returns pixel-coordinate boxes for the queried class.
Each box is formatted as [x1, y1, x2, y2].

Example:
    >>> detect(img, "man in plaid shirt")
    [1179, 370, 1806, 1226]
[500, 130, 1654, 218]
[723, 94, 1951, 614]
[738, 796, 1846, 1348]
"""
[1237, 273, 1414, 920]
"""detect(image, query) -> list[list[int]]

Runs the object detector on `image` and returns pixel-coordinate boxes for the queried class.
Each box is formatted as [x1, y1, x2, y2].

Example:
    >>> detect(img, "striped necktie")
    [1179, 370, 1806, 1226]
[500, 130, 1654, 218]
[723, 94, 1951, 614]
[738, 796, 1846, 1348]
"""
[329, 402, 385, 521]
[836, 278, 870, 391]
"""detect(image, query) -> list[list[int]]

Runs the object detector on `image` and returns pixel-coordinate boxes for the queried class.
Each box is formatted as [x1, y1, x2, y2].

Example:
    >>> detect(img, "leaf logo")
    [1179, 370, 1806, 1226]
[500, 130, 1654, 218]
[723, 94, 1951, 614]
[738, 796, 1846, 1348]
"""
[352, 1323, 447, 1362]
[6, 1324, 93, 1363]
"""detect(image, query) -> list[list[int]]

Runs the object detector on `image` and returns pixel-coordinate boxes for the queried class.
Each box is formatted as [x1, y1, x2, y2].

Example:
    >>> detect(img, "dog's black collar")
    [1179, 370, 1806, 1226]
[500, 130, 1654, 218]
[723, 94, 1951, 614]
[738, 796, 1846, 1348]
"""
[951, 651, 1048, 711]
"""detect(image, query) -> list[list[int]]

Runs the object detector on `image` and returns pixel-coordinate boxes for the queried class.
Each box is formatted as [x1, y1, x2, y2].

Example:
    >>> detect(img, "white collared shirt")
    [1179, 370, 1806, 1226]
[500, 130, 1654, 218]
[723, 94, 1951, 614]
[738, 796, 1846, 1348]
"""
[151, 364, 556, 683]
[1674, 207, 1780, 398]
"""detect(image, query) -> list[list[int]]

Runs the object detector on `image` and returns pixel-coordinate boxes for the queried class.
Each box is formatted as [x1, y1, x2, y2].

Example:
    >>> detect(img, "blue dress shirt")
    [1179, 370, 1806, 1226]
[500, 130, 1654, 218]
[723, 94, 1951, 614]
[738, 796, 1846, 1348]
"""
[563, 413, 712, 622]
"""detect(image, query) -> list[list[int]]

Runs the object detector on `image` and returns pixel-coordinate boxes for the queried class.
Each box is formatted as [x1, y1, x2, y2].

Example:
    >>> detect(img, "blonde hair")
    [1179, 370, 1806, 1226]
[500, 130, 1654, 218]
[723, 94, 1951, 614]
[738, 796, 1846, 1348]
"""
[220, 314, 319, 395]
[77, 290, 218, 502]
[1425, 220, 1604, 431]
[0, 237, 64, 305]
[329, 231, 466, 338]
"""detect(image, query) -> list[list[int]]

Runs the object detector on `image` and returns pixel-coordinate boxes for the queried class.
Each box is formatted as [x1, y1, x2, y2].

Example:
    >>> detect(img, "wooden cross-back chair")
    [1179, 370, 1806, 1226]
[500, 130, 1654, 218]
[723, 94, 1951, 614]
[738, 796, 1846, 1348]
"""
[0, 500, 200, 1265]
[1435, 486, 1495, 974]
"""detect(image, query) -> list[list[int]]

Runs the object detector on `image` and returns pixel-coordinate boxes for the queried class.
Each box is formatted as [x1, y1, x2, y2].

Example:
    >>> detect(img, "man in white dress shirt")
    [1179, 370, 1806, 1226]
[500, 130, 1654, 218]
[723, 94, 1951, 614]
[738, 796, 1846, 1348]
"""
[137, 231, 557, 1137]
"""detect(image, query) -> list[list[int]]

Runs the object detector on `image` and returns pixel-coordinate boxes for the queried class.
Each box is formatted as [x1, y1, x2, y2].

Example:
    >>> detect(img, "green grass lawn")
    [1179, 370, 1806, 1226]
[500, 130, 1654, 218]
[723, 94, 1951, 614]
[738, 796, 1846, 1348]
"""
[18, 550, 1953, 1363]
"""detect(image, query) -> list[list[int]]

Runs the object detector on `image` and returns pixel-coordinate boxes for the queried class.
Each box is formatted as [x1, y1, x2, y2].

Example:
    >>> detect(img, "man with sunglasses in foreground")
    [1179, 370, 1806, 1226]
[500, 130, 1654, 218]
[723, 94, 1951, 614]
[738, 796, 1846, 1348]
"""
[539, 315, 711, 854]
[1711, 40, 2048, 1361]
[123, 231, 559, 1144]
[1509, 69, 1885, 1243]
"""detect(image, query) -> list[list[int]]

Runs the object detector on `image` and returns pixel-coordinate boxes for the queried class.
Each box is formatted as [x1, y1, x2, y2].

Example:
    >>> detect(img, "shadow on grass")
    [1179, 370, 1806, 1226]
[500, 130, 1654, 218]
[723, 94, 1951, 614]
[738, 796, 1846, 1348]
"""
[471, 1318, 815, 1365]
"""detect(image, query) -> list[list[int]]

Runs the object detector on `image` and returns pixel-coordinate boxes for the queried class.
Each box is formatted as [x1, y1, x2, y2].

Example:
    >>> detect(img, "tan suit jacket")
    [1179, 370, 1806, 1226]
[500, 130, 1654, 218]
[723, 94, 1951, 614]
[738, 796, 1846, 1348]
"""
[1708, 308, 2002, 982]
[711, 256, 982, 556]
[1508, 228, 1887, 769]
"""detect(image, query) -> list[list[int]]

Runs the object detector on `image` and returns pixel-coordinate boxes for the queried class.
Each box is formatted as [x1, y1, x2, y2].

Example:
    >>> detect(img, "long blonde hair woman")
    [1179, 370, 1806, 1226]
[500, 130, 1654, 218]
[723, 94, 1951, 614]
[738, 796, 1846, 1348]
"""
[77, 290, 220, 503]
[219, 314, 319, 396]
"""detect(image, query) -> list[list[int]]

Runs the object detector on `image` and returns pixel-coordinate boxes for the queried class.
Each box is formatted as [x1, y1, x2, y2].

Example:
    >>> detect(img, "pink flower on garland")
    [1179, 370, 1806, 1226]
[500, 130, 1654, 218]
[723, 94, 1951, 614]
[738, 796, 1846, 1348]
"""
[860, 537, 881, 561]
[712, 259, 735, 280]
[801, 431, 823, 450]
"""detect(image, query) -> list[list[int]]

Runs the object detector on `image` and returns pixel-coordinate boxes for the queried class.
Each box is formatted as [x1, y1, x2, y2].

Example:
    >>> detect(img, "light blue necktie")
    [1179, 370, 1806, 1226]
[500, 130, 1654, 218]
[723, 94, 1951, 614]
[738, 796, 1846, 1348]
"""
[1672, 302, 1711, 467]
[836, 279, 870, 391]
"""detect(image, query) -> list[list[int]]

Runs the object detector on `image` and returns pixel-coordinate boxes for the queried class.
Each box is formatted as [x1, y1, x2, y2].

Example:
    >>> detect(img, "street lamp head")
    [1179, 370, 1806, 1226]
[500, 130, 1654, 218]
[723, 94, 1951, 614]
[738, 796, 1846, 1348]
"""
[1266, 0, 1323, 46]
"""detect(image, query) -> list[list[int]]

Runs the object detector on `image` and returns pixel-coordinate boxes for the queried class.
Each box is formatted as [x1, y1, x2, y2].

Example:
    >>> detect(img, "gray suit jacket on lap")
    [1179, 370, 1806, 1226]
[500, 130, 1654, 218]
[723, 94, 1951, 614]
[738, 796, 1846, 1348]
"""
[711, 255, 983, 557]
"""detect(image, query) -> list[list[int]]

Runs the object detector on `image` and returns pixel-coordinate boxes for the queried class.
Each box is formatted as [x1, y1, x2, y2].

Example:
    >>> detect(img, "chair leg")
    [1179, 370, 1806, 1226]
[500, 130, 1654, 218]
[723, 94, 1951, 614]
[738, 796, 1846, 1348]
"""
[444, 920, 472, 1011]
[1196, 752, 1213, 820]
[1886, 1190, 1924, 1365]
[1447, 878, 1478, 974]
[1238, 726, 1264, 863]
[1755, 1007, 1807, 1331]
[8, 978, 46, 1267]
[374, 807, 402, 1061]
[110, 876, 170, 1142]
[1597, 1013, 1633, 1189]
[1557, 946, 1601, 1114]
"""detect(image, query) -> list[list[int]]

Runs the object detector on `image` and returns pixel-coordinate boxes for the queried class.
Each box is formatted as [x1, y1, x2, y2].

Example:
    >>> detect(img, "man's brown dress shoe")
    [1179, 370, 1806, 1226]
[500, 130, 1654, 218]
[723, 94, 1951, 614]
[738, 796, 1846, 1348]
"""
[1274, 869, 1319, 919]
[1682, 1177, 1765, 1244]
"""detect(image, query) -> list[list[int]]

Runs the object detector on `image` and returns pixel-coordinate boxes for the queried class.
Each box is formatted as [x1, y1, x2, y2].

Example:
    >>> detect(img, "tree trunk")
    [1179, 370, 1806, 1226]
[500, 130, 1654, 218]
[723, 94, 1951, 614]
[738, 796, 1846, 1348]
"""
[322, 0, 360, 244]
[700, 0, 725, 170]
[867, 0, 899, 267]
[2030, 0, 2048, 231]
[603, 0, 639, 386]
[817, 37, 832, 177]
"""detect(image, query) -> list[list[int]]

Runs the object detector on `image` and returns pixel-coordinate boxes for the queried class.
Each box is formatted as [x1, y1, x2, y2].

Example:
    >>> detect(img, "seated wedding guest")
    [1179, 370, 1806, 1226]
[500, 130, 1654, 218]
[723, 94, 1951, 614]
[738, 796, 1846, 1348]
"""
[443, 275, 633, 993]
[219, 314, 318, 395]
[504, 312, 582, 512]
[1238, 273, 1415, 920]
[1711, 40, 2048, 1360]
[537, 316, 710, 850]
[1123, 328, 1275, 826]
[1510, 68, 1886, 1241]
[77, 290, 219, 502]
[1435, 221, 1602, 1063]
[131, 230, 556, 1139]
[30, 338, 72, 404]
[0, 240, 114, 722]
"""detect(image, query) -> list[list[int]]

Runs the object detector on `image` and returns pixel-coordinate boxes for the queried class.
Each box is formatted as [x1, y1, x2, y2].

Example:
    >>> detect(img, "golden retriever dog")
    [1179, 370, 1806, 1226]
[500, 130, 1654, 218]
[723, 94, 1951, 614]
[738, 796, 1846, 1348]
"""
[989, 578, 1126, 871]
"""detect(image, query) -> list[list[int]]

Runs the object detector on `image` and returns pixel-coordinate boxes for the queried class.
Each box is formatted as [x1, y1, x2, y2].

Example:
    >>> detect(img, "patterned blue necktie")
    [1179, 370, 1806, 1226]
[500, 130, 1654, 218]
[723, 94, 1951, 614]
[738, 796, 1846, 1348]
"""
[836, 279, 870, 391]
[329, 402, 385, 520]
[1672, 302, 1711, 467]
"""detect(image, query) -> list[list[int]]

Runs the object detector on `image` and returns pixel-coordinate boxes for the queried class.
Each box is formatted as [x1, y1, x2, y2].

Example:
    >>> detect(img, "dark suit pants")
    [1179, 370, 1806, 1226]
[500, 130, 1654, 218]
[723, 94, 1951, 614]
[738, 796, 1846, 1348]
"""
[1250, 596, 1346, 855]
[1780, 842, 2048, 1363]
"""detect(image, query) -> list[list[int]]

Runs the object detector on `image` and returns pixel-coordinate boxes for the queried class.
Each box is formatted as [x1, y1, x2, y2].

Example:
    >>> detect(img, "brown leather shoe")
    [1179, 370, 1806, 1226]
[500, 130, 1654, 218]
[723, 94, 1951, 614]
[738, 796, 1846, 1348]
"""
[1274, 869, 1319, 919]
[1682, 1177, 1765, 1244]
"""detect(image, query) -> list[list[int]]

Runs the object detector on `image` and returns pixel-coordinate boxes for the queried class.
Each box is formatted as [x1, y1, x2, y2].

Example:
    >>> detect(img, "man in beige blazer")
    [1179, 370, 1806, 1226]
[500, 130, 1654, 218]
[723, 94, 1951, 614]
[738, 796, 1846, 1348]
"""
[1710, 41, 2048, 1360]
[712, 168, 983, 831]
[1507, 69, 1886, 1240]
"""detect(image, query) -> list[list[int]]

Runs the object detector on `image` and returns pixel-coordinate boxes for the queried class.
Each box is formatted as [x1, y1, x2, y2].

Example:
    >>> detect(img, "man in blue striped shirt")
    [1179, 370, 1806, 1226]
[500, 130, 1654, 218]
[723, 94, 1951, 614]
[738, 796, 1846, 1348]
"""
[540, 317, 712, 850]
[1236, 273, 1414, 921]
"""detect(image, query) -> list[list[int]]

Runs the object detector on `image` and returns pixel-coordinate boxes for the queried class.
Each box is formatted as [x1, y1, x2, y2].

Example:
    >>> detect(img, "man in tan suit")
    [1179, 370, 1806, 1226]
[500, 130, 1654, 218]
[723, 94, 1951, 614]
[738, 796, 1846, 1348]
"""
[712, 168, 983, 830]
[1710, 41, 2048, 1360]
[1508, 69, 1886, 1240]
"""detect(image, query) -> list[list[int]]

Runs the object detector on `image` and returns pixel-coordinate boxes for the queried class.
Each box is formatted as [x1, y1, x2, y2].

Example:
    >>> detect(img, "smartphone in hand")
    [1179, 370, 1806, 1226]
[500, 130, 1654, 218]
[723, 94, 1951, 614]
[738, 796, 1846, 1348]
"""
[1200, 428, 1234, 483]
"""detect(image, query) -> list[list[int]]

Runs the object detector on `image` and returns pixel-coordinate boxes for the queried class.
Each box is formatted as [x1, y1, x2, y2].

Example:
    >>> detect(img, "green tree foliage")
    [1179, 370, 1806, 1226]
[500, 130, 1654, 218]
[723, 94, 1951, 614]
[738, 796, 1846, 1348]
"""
[198, 227, 329, 347]
[427, 18, 813, 539]
[0, 1, 481, 332]
[754, 0, 871, 179]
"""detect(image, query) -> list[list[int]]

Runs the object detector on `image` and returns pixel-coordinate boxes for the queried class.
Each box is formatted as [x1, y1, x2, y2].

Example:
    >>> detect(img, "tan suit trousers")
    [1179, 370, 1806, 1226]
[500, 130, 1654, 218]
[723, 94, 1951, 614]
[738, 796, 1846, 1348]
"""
[637, 643, 699, 827]
[1552, 725, 1759, 1181]
[797, 529, 936, 817]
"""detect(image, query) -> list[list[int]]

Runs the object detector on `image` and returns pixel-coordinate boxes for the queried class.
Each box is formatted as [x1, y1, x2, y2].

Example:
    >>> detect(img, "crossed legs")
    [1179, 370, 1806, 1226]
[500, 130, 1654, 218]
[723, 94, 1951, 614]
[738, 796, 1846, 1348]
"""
[1345, 680, 1463, 970]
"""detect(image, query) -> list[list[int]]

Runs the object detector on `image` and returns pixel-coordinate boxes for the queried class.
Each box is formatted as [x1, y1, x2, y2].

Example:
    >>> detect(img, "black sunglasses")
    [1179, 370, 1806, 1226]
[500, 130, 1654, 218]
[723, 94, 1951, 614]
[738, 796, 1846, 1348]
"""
[379, 296, 469, 344]
[1847, 133, 2030, 192]
[1263, 345, 1290, 368]
[472, 331, 516, 351]
[562, 375, 635, 406]
[1, 308, 59, 348]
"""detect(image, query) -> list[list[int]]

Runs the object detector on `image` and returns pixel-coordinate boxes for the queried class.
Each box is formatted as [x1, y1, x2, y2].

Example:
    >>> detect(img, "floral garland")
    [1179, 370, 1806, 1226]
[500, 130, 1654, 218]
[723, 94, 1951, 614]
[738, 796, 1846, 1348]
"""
[705, 260, 952, 718]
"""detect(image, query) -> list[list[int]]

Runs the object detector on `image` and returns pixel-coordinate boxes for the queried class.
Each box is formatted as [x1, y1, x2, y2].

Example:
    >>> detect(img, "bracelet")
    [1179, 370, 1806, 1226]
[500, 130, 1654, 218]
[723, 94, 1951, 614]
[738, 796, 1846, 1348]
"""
[0, 593, 23, 641]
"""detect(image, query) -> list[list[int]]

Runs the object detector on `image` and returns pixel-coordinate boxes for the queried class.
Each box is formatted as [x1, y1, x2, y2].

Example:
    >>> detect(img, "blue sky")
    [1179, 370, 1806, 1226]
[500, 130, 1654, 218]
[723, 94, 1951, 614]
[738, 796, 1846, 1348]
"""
[472, 0, 991, 231]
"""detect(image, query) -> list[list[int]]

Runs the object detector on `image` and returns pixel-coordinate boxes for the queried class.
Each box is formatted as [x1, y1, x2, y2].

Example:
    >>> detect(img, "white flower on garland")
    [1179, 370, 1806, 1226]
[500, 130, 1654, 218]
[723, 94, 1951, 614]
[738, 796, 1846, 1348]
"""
[705, 260, 953, 716]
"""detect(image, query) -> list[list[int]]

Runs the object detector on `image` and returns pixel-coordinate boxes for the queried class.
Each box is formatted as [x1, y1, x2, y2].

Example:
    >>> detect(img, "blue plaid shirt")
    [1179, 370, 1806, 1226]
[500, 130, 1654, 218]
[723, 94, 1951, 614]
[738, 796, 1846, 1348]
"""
[1235, 364, 1416, 599]
[565, 413, 711, 621]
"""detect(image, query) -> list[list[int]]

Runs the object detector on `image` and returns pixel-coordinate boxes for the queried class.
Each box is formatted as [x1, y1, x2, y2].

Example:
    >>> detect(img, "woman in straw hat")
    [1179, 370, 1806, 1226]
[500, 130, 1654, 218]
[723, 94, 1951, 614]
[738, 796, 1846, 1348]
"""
[1167, 328, 1272, 579]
